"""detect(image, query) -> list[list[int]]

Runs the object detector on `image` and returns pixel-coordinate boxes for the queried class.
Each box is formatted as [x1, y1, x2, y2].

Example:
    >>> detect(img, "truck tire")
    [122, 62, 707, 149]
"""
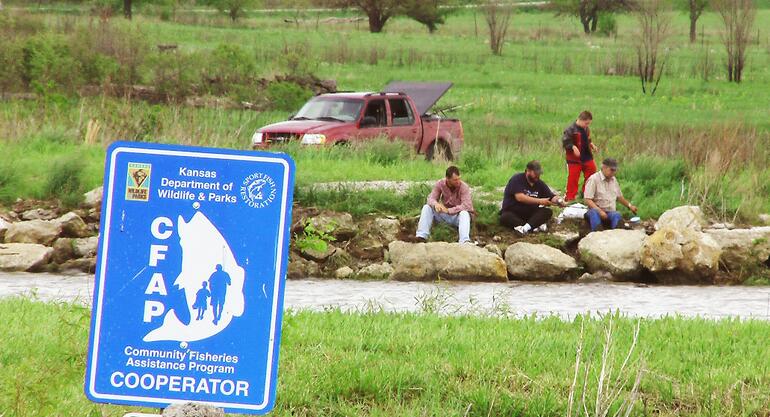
[425, 140, 453, 162]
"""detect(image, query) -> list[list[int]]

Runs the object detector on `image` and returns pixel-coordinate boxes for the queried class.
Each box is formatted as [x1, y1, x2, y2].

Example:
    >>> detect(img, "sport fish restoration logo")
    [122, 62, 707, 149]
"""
[126, 162, 152, 201]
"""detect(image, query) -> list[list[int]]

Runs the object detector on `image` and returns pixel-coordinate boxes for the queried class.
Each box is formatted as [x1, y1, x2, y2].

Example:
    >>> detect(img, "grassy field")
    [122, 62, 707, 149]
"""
[1, 6, 769, 221]
[1, 297, 769, 416]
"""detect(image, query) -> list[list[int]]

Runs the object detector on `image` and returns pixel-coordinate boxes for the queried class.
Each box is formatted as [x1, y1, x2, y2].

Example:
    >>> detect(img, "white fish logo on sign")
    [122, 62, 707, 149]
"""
[144, 211, 245, 342]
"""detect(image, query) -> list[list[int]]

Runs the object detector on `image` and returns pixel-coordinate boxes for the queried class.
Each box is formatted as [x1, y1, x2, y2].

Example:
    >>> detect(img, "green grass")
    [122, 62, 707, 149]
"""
[2, 297, 770, 416]
[1, 7, 770, 220]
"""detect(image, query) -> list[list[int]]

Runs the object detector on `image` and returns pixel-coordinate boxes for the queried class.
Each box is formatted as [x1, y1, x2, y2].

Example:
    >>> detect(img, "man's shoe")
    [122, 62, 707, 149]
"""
[537, 224, 547, 233]
[407, 235, 427, 243]
[513, 225, 529, 236]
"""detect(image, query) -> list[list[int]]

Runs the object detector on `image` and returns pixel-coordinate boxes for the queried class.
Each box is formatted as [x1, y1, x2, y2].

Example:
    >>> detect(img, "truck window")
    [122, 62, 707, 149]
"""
[389, 99, 414, 126]
[363, 100, 387, 127]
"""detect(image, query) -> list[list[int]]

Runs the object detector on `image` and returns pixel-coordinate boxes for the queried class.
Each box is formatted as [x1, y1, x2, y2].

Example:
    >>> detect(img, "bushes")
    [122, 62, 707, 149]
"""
[22, 34, 83, 95]
[266, 81, 313, 112]
[44, 154, 87, 208]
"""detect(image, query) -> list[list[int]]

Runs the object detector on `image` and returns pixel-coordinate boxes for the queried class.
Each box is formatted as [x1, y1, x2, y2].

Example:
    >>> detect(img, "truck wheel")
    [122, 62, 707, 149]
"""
[426, 140, 453, 162]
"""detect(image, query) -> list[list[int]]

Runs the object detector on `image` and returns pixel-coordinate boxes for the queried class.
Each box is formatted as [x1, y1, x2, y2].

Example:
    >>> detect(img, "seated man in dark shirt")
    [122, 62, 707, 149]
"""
[500, 160, 565, 235]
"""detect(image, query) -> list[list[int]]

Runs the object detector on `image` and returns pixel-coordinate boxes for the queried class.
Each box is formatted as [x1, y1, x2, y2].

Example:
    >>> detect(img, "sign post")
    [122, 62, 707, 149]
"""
[85, 142, 295, 414]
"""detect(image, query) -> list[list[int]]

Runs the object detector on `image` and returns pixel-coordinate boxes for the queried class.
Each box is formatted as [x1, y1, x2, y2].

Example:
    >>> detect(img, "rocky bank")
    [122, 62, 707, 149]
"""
[1, 187, 768, 285]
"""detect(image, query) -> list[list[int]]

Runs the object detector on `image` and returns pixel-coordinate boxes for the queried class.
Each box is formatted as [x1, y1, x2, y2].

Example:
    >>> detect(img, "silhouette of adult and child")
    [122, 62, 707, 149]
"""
[192, 264, 232, 324]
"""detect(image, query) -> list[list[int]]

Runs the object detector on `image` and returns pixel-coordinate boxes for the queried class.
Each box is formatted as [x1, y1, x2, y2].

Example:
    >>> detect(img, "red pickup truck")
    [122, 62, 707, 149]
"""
[252, 81, 464, 160]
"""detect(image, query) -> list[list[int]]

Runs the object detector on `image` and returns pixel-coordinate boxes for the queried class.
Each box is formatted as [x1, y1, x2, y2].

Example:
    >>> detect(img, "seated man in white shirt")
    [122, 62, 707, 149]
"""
[583, 158, 638, 231]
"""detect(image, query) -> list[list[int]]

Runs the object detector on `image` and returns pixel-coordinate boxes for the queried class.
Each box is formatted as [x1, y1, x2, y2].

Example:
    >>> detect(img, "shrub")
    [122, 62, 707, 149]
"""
[146, 51, 199, 100]
[0, 39, 25, 94]
[598, 13, 618, 37]
[22, 34, 83, 95]
[201, 43, 256, 96]
[44, 154, 86, 208]
[266, 81, 312, 112]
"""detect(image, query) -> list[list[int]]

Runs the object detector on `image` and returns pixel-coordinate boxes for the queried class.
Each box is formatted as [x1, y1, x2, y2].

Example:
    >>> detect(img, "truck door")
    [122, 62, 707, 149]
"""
[357, 99, 389, 141]
[387, 98, 420, 147]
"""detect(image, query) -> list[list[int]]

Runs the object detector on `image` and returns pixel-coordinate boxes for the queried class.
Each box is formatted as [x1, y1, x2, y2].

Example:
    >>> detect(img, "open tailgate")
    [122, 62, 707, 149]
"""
[383, 81, 453, 116]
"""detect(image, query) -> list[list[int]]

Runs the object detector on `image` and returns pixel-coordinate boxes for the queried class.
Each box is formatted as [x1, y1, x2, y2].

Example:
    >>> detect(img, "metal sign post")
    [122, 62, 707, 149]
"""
[85, 142, 295, 414]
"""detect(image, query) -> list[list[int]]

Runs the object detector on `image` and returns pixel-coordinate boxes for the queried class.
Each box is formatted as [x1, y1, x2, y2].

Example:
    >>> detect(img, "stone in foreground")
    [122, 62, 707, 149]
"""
[4, 220, 62, 246]
[162, 402, 224, 417]
[504, 242, 578, 281]
[0, 243, 54, 271]
[703, 227, 770, 271]
[578, 229, 647, 279]
[388, 241, 507, 282]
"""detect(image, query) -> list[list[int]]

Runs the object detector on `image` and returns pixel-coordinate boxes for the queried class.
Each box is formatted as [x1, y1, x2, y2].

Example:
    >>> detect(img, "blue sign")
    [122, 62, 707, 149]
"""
[85, 142, 295, 414]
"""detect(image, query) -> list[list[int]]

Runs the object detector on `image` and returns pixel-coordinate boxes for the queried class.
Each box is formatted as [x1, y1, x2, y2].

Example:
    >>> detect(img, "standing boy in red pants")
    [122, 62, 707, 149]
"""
[562, 110, 599, 201]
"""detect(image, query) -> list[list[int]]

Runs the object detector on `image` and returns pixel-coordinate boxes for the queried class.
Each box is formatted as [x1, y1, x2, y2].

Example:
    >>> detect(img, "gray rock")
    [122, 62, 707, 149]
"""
[578, 229, 647, 279]
[326, 248, 353, 269]
[551, 231, 581, 247]
[299, 243, 336, 262]
[334, 266, 355, 279]
[4, 220, 62, 246]
[357, 262, 394, 280]
[655, 206, 706, 232]
[52, 238, 76, 264]
[73, 236, 99, 258]
[485, 244, 504, 258]
[287, 255, 321, 279]
[348, 228, 386, 260]
[83, 186, 103, 208]
[641, 227, 721, 284]
[504, 242, 578, 281]
[162, 402, 225, 417]
[577, 271, 613, 283]
[374, 217, 401, 243]
[0, 243, 54, 271]
[60, 257, 96, 274]
[55, 212, 91, 238]
[388, 241, 507, 282]
[759, 214, 770, 225]
[0, 217, 8, 241]
[703, 227, 770, 270]
[20, 208, 58, 221]
[307, 212, 358, 241]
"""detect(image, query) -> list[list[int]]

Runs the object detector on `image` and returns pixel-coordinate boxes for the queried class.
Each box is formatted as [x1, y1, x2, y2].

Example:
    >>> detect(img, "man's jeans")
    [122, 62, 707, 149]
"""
[416, 204, 471, 243]
[587, 208, 622, 231]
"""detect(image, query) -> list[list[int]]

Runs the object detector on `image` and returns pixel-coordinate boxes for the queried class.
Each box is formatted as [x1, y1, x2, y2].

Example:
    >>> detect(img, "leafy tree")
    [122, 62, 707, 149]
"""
[205, 0, 260, 22]
[403, 0, 448, 34]
[321, 0, 400, 33]
[551, 0, 633, 34]
[680, 0, 708, 43]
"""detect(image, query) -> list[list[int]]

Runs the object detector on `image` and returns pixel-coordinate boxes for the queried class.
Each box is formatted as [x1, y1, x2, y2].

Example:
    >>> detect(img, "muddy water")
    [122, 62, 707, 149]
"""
[2, 273, 770, 319]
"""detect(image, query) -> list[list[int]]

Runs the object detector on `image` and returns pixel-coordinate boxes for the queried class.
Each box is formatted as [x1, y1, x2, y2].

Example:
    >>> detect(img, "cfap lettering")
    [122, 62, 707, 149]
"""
[143, 216, 174, 323]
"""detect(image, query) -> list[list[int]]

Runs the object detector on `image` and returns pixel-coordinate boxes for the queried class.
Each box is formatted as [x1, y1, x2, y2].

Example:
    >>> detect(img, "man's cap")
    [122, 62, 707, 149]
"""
[526, 160, 543, 175]
[602, 158, 618, 168]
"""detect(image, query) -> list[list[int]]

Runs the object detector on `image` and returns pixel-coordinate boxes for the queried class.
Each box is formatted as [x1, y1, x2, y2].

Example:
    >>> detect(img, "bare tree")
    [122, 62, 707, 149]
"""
[712, 0, 756, 83]
[683, 0, 708, 43]
[483, 1, 513, 55]
[634, 0, 671, 95]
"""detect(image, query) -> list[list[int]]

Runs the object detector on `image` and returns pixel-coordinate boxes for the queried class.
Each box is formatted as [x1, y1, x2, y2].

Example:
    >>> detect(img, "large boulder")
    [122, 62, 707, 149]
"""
[299, 243, 336, 262]
[162, 402, 224, 417]
[306, 212, 358, 241]
[578, 229, 647, 279]
[703, 227, 770, 271]
[374, 217, 401, 243]
[505, 242, 579, 281]
[388, 241, 507, 282]
[83, 186, 103, 208]
[55, 212, 91, 238]
[0, 243, 54, 271]
[4, 220, 62, 246]
[655, 206, 706, 231]
[334, 266, 355, 279]
[641, 227, 721, 284]
[60, 257, 97, 274]
[357, 262, 394, 280]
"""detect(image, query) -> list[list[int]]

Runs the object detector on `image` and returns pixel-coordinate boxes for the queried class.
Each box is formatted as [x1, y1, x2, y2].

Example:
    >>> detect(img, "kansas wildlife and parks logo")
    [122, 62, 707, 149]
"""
[240, 172, 277, 209]
[126, 162, 152, 201]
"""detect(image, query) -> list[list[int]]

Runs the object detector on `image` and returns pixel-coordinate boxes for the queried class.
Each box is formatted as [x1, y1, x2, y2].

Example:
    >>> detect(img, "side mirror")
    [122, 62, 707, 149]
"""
[360, 116, 377, 128]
